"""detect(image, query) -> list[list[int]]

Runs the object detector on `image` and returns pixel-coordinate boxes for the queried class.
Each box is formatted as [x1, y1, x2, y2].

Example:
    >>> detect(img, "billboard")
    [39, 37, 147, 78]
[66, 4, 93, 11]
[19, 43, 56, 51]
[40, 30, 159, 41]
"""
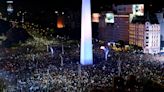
[6, 1, 14, 13]
[92, 13, 100, 23]
[105, 13, 114, 23]
[132, 4, 144, 16]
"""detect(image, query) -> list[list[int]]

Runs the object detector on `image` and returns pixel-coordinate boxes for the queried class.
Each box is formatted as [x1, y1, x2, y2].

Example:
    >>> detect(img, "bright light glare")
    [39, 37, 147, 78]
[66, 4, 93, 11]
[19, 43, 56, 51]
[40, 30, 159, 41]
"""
[100, 46, 105, 50]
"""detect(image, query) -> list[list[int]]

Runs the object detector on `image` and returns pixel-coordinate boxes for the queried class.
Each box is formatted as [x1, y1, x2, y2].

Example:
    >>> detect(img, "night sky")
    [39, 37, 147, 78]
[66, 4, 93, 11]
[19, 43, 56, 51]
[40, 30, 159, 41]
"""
[1, 0, 162, 12]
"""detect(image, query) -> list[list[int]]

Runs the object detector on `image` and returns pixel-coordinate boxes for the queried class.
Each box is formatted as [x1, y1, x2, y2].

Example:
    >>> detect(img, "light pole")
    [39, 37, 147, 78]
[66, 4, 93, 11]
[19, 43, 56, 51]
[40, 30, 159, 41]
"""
[17, 11, 27, 23]
[22, 11, 27, 23]
[59, 54, 63, 66]
[62, 43, 64, 54]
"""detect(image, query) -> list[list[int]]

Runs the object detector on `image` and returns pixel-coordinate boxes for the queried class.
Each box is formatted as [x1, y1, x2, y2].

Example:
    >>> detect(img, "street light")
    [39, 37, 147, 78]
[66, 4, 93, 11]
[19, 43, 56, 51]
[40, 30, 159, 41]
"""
[22, 11, 27, 23]
[100, 46, 109, 61]
[55, 11, 58, 14]
[62, 12, 64, 15]
[17, 11, 27, 23]
[59, 54, 63, 66]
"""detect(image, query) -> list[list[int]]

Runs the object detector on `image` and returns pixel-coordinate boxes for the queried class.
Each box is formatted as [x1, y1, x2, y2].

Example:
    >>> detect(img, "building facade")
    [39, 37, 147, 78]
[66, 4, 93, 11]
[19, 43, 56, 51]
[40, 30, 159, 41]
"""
[129, 23, 145, 47]
[144, 22, 160, 54]
[129, 21, 160, 54]
[98, 14, 129, 43]
[114, 15, 129, 43]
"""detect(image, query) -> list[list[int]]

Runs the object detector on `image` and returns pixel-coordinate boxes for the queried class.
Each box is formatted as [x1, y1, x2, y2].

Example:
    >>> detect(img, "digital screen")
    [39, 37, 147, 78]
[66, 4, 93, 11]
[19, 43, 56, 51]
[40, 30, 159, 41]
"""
[92, 13, 100, 23]
[7, 1, 14, 13]
[6, 1, 13, 4]
[133, 4, 144, 16]
[7, 4, 13, 13]
[105, 13, 114, 23]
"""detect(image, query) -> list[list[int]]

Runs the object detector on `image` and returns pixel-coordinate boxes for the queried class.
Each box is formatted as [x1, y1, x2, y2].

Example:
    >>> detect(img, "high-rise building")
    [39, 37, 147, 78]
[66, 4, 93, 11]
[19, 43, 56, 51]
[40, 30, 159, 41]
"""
[98, 4, 144, 43]
[129, 14, 160, 54]
[113, 15, 129, 43]
[129, 23, 145, 47]
[98, 13, 129, 43]
[144, 22, 160, 54]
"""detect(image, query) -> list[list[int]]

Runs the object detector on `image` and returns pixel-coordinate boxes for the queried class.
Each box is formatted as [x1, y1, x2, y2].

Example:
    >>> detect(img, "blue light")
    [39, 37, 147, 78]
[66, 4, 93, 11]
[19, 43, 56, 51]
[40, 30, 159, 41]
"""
[80, 0, 93, 65]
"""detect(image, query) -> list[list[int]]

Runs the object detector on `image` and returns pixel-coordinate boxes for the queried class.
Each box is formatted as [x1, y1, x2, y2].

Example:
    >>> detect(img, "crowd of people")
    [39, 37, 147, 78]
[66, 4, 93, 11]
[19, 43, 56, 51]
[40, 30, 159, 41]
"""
[0, 40, 163, 92]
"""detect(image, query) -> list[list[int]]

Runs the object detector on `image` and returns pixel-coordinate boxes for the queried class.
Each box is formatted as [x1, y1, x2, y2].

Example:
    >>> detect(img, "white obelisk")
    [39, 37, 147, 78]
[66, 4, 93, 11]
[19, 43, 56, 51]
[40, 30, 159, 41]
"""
[80, 0, 93, 65]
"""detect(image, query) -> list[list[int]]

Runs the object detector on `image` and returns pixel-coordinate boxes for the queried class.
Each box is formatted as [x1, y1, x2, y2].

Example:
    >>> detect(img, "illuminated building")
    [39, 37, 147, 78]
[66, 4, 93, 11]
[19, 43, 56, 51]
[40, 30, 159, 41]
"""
[98, 4, 144, 43]
[144, 22, 160, 54]
[113, 15, 129, 43]
[129, 23, 145, 47]
[80, 0, 93, 65]
[129, 14, 160, 54]
[98, 13, 129, 43]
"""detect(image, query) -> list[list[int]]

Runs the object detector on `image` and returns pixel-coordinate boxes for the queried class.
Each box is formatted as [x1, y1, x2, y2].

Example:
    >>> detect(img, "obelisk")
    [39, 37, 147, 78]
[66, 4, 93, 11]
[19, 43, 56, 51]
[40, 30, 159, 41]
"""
[80, 0, 93, 65]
